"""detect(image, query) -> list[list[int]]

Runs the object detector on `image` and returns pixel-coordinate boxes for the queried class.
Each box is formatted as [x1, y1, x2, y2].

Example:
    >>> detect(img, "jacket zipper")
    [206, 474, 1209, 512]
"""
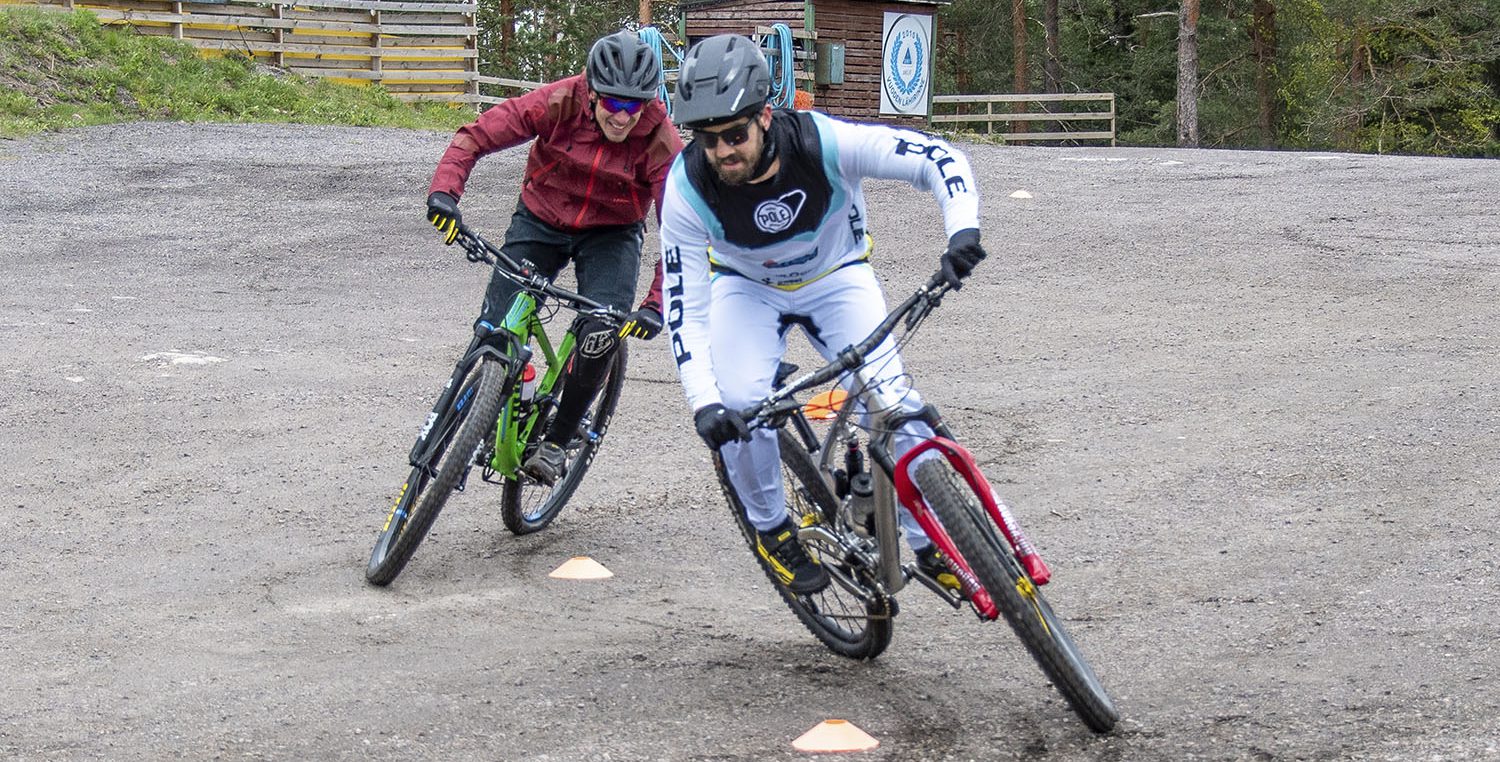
[527, 157, 561, 188]
[573, 144, 604, 229]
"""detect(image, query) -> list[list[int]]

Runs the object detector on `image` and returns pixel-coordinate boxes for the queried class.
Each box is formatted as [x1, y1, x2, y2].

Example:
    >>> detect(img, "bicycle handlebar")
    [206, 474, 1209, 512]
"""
[739, 268, 955, 425]
[452, 223, 627, 325]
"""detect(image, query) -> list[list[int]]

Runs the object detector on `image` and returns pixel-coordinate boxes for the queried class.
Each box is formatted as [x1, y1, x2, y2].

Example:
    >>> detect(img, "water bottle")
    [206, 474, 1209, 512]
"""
[846, 472, 875, 537]
[520, 362, 537, 402]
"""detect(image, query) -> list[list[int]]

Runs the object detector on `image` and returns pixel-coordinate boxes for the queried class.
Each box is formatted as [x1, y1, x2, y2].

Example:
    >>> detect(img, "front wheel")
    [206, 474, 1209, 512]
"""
[914, 458, 1119, 733]
[366, 356, 507, 585]
[716, 427, 894, 660]
[500, 342, 627, 534]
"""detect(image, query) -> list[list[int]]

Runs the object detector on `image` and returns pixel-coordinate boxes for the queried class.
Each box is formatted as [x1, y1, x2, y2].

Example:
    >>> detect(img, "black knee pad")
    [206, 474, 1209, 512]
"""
[572, 315, 619, 361]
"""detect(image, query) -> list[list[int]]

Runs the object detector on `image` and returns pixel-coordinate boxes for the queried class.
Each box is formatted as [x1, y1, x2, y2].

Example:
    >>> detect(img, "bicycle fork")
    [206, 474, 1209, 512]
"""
[891, 437, 1054, 620]
[408, 329, 522, 472]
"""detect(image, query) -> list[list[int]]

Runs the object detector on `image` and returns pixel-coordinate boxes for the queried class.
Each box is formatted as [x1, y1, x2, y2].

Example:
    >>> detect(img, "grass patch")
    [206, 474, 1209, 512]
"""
[0, 6, 473, 138]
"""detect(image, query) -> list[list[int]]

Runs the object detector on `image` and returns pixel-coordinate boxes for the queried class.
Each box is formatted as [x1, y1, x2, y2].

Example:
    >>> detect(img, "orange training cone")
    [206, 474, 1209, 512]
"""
[792, 719, 879, 753]
[803, 389, 848, 420]
[548, 556, 614, 580]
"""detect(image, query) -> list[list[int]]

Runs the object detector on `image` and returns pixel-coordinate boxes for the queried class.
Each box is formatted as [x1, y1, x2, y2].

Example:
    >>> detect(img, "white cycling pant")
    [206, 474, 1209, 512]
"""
[710, 263, 937, 550]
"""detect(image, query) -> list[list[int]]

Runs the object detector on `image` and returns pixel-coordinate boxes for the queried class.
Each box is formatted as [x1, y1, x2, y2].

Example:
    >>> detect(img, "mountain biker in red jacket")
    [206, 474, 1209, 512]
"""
[426, 30, 682, 486]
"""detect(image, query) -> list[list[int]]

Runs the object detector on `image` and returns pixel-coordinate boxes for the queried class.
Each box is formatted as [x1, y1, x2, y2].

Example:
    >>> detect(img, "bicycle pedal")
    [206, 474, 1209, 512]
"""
[905, 563, 967, 609]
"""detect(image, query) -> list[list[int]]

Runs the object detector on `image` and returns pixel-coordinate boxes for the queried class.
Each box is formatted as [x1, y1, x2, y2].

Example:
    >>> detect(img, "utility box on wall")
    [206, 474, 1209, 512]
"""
[679, 0, 950, 125]
[815, 41, 844, 85]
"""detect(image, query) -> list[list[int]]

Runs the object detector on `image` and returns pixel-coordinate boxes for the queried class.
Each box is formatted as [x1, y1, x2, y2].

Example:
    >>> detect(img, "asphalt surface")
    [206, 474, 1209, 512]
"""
[2, 122, 1498, 760]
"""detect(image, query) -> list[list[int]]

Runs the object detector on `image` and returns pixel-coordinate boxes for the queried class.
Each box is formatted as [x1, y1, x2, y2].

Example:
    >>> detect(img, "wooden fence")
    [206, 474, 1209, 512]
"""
[3, 0, 484, 105]
[930, 93, 1116, 145]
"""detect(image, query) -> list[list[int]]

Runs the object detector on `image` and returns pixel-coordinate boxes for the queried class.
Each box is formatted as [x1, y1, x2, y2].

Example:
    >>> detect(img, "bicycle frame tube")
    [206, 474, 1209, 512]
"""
[487, 300, 580, 477]
[488, 293, 542, 476]
[837, 364, 922, 595]
[532, 322, 575, 397]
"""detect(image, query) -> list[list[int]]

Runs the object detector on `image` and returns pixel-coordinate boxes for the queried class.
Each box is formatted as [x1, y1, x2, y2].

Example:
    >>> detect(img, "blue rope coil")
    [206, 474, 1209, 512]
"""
[637, 26, 681, 117]
[763, 23, 796, 109]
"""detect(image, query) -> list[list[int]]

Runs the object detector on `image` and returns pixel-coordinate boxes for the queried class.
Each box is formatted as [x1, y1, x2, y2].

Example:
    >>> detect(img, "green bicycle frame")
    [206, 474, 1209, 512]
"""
[487, 291, 578, 477]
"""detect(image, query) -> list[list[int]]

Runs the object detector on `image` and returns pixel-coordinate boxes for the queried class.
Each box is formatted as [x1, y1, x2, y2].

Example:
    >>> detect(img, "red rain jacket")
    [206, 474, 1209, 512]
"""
[429, 74, 680, 308]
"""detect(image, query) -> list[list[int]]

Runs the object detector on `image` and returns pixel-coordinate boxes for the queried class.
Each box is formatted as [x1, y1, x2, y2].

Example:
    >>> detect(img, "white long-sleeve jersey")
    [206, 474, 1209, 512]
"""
[660, 110, 981, 411]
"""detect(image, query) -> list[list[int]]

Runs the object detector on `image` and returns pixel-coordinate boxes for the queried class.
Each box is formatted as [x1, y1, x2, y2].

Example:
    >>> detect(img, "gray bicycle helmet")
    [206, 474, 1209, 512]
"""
[672, 34, 771, 128]
[587, 31, 661, 101]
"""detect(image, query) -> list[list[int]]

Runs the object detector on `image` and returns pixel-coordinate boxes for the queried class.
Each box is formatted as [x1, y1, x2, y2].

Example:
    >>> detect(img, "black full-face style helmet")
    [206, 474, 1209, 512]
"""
[671, 34, 771, 129]
[587, 30, 662, 101]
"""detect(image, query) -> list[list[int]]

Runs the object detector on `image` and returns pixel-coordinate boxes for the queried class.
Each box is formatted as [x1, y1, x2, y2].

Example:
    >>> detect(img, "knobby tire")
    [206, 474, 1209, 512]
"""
[716, 428, 894, 660]
[914, 458, 1118, 733]
[366, 357, 507, 585]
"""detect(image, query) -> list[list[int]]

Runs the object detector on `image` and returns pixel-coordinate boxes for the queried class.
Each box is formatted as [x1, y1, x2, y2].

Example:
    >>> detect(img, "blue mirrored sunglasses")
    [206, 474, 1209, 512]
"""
[600, 96, 646, 115]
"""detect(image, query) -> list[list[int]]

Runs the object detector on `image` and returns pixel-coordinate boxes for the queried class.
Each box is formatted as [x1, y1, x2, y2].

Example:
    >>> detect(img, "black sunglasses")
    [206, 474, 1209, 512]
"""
[693, 120, 757, 150]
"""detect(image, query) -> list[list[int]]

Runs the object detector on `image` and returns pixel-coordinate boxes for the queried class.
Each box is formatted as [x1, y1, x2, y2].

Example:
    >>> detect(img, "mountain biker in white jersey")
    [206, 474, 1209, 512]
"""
[658, 34, 988, 594]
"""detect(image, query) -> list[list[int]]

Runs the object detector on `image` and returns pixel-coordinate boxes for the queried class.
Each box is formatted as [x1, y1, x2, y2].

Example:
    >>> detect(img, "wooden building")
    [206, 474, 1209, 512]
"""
[679, 0, 949, 125]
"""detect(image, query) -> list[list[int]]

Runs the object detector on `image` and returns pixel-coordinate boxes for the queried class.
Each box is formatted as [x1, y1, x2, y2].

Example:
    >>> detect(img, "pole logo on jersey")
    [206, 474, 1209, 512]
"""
[754, 190, 807, 234]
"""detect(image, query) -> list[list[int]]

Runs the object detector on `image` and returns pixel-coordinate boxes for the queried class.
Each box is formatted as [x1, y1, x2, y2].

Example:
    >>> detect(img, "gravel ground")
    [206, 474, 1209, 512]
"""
[2, 122, 1498, 760]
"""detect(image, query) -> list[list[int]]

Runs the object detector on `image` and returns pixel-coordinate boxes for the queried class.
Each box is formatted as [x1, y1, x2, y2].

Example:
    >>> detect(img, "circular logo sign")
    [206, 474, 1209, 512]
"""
[883, 15, 929, 114]
[754, 190, 807, 234]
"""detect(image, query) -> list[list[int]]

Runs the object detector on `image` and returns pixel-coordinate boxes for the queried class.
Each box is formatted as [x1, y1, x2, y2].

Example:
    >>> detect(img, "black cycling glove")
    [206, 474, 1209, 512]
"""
[427, 191, 461, 245]
[619, 306, 664, 340]
[939, 228, 986, 289]
[694, 404, 751, 450]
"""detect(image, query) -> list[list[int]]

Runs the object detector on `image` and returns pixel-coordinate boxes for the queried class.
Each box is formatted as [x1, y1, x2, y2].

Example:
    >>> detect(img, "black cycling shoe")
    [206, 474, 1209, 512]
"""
[916, 544, 967, 599]
[755, 519, 830, 594]
[522, 441, 566, 486]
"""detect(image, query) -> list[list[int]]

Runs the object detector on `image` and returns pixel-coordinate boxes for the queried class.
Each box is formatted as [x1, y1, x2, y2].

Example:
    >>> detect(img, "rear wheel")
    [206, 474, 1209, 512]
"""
[366, 357, 507, 585]
[501, 342, 627, 535]
[716, 427, 894, 660]
[914, 458, 1119, 733]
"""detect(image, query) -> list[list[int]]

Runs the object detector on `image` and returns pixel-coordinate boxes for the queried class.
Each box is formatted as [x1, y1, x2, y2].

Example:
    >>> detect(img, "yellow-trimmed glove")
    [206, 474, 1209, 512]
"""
[427, 191, 461, 245]
[619, 305, 664, 340]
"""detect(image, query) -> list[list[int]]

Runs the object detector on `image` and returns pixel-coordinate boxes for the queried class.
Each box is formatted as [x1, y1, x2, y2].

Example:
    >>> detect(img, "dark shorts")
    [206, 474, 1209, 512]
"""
[478, 201, 644, 325]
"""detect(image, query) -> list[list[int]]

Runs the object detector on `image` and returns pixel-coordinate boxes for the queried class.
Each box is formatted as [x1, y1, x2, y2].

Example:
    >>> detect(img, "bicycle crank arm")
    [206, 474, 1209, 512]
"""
[903, 562, 966, 610]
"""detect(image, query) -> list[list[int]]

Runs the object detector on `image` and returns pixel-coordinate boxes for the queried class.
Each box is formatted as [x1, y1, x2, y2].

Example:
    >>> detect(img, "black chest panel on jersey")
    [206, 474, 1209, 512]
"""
[684, 111, 834, 250]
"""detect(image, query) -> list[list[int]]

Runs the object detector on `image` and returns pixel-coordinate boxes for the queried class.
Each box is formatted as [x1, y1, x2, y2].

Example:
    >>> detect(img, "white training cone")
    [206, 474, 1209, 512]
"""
[1009, 189, 1034, 199]
[548, 556, 613, 580]
[792, 719, 879, 753]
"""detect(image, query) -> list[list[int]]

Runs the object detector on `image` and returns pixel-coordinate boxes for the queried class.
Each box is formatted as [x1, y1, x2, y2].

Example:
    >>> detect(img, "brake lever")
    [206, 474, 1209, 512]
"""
[747, 397, 804, 431]
[585, 306, 628, 327]
[905, 292, 936, 331]
[905, 277, 952, 331]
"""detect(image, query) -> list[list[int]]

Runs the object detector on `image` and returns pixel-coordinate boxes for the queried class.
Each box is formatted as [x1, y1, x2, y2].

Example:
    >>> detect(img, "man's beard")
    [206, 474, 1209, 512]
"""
[710, 155, 755, 185]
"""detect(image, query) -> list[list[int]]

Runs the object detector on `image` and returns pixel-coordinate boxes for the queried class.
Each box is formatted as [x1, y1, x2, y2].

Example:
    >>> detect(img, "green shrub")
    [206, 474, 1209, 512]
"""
[0, 7, 473, 137]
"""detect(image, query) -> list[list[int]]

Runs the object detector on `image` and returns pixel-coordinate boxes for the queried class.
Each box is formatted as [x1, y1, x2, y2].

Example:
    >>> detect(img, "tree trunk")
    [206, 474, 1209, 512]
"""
[639, 0, 651, 25]
[1248, 0, 1277, 146]
[1012, 0, 1029, 93]
[1012, 0, 1028, 133]
[500, 0, 513, 71]
[953, 29, 971, 92]
[1043, 0, 1061, 94]
[1176, 0, 1200, 147]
